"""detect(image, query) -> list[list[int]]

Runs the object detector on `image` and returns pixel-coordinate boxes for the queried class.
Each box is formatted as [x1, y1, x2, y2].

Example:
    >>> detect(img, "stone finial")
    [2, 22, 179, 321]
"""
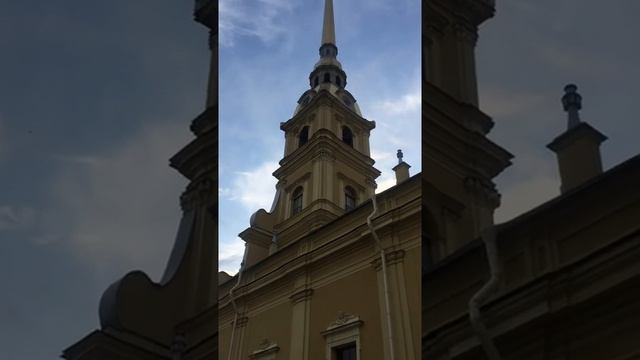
[392, 150, 411, 184]
[549, 84, 607, 193]
[562, 84, 582, 129]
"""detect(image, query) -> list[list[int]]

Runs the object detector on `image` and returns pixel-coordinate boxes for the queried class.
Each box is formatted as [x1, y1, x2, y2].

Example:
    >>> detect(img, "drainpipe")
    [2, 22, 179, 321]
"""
[367, 189, 396, 360]
[227, 244, 248, 360]
[468, 226, 502, 360]
[170, 332, 186, 360]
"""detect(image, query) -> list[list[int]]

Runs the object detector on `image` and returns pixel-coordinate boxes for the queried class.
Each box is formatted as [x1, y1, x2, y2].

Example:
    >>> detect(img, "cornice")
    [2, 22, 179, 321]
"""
[274, 129, 380, 181]
[370, 249, 407, 271]
[280, 90, 375, 132]
[430, 0, 495, 28]
[194, 0, 217, 29]
[218, 185, 421, 311]
[289, 288, 314, 304]
[424, 231, 640, 358]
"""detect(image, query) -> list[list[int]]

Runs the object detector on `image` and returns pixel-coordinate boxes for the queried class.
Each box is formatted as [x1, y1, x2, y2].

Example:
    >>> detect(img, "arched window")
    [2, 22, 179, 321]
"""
[344, 186, 356, 211]
[292, 187, 303, 215]
[314, 76, 319, 87]
[324, 73, 330, 83]
[298, 126, 309, 147]
[336, 76, 342, 87]
[342, 126, 353, 147]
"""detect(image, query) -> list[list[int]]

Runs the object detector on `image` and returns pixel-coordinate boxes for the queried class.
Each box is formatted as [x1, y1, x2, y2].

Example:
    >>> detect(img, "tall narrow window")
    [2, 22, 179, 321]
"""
[336, 76, 342, 87]
[292, 187, 303, 215]
[342, 126, 353, 147]
[314, 76, 319, 87]
[324, 73, 330, 83]
[345, 186, 356, 212]
[333, 342, 357, 360]
[298, 126, 309, 147]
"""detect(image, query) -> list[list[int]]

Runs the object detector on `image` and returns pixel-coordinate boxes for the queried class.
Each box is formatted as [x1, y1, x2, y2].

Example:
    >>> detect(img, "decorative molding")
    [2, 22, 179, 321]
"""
[283, 173, 311, 192]
[290, 288, 314, 304]
[326, 311, 361, 331]
[322, 312, 363, 360]
[248, 338, 280, 360]
[464, 176, 500, 209]
[180, 177, 214, 211]
[235, 316, 249, 328]
[371, 249, 406, 271]
[452, 23, 478, 45]
[314, 149, 336, 162]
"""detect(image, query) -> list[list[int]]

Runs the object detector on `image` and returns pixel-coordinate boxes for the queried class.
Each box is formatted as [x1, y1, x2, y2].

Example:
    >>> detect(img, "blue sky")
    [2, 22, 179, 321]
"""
[218, 0, 422, 274]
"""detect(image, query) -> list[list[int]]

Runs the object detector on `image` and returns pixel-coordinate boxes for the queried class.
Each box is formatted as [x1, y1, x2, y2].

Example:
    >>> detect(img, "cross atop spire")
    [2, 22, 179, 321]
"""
[321, 0, 336, 46]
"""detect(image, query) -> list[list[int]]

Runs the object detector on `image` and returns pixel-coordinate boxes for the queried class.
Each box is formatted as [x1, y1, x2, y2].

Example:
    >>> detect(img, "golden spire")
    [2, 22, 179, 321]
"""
[321, 0, 336, 46]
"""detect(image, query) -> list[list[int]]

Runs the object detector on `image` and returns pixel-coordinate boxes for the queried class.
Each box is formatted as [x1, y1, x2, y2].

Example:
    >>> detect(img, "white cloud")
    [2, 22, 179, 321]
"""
[496, 175, 558, 223]
[218, 159, 279, 275]
[367, 85, 421, 193]
[41, 120, 191, 279]
[218, 239, 246, 275]
[374, 90, 420, 116]
[0, 206, 35, 231]
[51, 154, 101, 166]
[219, 0, 295, 47]
[225, 160, 280, 211]
[370, 150, 399, 193]
[480, 87, 548, 119]
[376, 175, 397, 193]
[371, 150, 393, 163]
[495, 153, 559, 222]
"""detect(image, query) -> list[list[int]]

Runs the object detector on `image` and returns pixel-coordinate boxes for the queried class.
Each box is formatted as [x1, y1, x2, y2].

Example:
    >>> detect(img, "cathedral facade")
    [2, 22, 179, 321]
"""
[218, 1, 421, 359]
[424, 0, 640, 359]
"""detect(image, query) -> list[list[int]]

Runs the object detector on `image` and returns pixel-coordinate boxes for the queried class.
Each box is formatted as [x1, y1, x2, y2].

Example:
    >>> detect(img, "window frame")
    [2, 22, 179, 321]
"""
[322, 312, 362, 360]
[333, 342, 357, 360]
[298, 126, 309, 147]
[341, 126, 354, 147]
[344, 186, 356, 212]
[291, 187, 304, 216]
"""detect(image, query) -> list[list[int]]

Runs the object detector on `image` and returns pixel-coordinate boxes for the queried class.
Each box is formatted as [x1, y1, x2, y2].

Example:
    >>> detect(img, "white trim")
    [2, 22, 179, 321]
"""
[249, 339, 280, 360]
[322, 312, 363, 360]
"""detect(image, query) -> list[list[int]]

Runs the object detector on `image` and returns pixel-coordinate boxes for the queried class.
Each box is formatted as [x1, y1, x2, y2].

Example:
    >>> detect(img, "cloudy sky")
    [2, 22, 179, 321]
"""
[477, 1, 640, 222]
[0, 0, 639, 359]
[0, 1, 208, 358]
[218, 0, 421, 274]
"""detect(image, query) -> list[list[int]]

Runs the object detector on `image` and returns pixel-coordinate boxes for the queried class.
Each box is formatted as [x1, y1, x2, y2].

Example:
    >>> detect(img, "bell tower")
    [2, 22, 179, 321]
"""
[239, 0, 380, 265]
[423, 0, 512, 264]
[274, 0, 381, 230]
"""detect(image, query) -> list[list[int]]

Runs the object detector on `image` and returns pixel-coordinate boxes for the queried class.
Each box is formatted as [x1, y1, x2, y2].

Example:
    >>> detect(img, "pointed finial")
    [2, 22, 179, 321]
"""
[393, 150, 411, 184]
[321, 0, 336, 46]
[562, 84, 582, 129]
